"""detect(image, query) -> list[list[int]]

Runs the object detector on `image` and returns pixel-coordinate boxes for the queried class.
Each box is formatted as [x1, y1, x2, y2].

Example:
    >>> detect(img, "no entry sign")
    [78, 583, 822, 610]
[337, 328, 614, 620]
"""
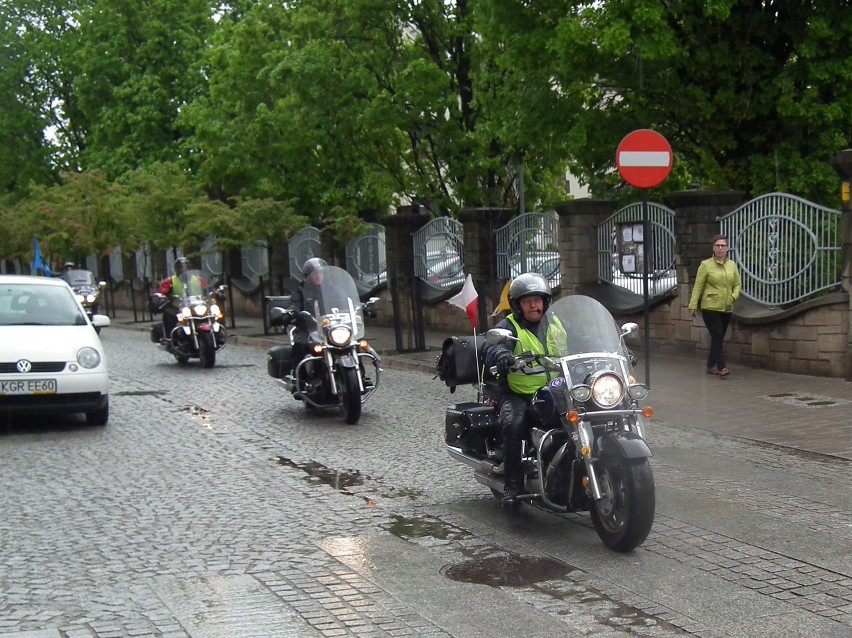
[616, 129, 673, 189]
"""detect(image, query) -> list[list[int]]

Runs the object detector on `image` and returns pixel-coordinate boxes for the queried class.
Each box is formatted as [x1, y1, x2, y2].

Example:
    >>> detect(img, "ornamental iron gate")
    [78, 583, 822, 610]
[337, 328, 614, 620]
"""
[596, 202, 677, 297]
[346, 223, 386, 295]
[719, 193, 841, 306]
[288, 227, 322, 281]
[495, 212, 560, 287]
[412, 217, 464, 301]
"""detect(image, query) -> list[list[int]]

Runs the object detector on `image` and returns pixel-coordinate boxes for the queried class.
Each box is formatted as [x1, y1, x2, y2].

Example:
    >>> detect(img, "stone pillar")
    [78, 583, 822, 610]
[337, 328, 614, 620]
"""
[380, 207, 428, 350]
[554, 199, 616, 296]
[459, 207, 514, 328]
[665, 190, 748, 288]
[829, 149, 852, 379]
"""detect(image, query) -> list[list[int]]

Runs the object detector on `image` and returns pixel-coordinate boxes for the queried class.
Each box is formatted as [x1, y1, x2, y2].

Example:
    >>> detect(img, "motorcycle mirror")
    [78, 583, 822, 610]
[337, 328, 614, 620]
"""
[485, 328, 516, 345]
[621, 322, 639, 338]
[367, 296, 381, 304]
[98, 281, 107, 289]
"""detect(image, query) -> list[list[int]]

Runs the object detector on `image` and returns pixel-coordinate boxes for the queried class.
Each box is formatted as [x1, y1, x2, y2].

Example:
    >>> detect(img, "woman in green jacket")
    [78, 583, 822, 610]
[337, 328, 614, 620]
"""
[688, 235, 741, 377]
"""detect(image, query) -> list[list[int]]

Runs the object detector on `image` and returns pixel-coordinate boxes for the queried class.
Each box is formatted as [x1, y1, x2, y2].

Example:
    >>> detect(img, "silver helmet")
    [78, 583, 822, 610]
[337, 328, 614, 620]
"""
[508, 273, 551, 319]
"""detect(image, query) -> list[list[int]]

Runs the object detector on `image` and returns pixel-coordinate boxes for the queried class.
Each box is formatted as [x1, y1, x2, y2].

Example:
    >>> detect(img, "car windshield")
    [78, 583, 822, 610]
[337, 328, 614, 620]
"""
[0, 283, 88, 326]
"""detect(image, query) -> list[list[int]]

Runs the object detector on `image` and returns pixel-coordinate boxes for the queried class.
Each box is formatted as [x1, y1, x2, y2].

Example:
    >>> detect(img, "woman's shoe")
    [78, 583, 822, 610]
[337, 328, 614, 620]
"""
[707, 367, 720, 375]
[718, 368, 730, 376]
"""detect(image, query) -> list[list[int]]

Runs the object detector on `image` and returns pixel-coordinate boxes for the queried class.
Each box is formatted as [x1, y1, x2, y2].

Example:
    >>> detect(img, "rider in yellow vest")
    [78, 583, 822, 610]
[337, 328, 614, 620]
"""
[483, 273, 552, 509]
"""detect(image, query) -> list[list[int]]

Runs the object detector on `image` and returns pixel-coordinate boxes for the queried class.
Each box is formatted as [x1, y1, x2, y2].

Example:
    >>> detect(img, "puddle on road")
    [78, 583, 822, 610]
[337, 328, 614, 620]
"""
[277, 457, 365, 495]
[441, 552, 573, 588]
[387, 514, 473, 541]
[762, 392, 852, 408]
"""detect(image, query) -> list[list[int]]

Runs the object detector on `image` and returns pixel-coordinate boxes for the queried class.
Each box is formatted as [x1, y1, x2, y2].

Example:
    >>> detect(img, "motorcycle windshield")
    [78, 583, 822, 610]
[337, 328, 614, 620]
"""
[304, 265, 366, 341]
[537, 295, 632, 362]
[177, 270, 209, 301]
[62, 270, 98, 288]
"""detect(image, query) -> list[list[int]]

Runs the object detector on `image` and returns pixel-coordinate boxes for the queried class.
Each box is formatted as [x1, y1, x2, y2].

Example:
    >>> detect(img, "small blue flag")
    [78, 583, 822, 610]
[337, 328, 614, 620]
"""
[31, 235, 52, 276]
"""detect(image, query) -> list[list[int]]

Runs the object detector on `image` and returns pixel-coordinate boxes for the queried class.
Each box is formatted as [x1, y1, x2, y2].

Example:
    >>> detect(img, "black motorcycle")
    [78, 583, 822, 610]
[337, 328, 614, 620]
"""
[437, 294, 655, 552]
[266, 265, 381, 424]
[62, 269, 107, 332]
[149, 270, 228, 368]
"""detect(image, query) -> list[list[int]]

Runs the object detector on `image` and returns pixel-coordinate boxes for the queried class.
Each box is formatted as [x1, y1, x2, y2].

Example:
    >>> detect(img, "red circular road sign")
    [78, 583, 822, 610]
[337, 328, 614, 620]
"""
[616, 129, 673, 188]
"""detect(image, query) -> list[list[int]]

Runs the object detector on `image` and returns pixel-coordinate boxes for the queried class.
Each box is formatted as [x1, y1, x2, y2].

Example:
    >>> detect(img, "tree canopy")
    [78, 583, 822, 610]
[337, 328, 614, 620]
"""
[0, 0, 848, 264]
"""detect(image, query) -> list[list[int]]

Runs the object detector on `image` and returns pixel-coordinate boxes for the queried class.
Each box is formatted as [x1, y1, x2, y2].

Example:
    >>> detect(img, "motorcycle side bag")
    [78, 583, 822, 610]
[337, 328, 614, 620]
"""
[266, 345, 292, 378]
[445, 402, 499, 453]
[436, 335, 486, 391]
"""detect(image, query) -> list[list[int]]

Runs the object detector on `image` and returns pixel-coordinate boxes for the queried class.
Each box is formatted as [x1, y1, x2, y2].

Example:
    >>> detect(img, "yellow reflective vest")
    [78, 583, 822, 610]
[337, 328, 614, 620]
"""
[505, 314, 549, 396]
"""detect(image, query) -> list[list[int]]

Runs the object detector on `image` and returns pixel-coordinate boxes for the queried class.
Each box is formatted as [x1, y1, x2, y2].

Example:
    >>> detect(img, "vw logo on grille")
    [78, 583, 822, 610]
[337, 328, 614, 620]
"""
[16, 360, 32, 373]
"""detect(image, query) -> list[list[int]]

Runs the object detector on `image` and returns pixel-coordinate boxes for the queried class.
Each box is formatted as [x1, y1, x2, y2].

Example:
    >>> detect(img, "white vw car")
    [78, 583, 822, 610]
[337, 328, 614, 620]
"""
[0, 275, 110, 425]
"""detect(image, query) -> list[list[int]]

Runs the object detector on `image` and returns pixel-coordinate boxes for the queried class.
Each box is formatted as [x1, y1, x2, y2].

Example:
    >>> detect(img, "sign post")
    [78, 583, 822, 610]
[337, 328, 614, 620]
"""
[616, 129, 673, 388]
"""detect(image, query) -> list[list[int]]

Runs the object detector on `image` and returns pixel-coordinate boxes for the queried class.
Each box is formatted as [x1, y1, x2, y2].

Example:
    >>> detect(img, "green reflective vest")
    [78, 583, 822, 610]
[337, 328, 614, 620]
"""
[171, 275, 204, 298]
[505, 314, 549, 396]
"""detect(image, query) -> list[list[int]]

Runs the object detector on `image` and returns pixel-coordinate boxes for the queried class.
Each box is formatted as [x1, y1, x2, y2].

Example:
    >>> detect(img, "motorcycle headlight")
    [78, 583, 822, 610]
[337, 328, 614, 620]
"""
[571, 385, 592, 402]
[85, 293, 97, 303]
[590, 372, 625, 409]
[75, 294, 85, 304]
[328, 325, 352, 347]
[193, 303, 207, 316]
[210, 303, 222, 318]
[76, 347, 102, 369]
[181, 307, 192, 318]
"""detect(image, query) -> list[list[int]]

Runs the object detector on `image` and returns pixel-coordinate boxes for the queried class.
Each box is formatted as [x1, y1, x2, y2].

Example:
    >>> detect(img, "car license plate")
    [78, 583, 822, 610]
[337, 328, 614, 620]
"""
[0, 378, 57, 395]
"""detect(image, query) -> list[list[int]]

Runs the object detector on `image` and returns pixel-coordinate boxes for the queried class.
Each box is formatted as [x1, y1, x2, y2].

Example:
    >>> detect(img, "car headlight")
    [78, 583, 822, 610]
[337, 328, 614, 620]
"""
[77, 347, 102, 369]
[193, 303, 208, 316]
[590, 372, 625, 409]
[328, 325, 352, 347]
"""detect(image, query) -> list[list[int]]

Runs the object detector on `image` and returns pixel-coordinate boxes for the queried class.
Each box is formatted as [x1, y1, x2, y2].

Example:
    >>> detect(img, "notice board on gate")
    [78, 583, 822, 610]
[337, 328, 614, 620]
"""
[617, 222, 646, 274]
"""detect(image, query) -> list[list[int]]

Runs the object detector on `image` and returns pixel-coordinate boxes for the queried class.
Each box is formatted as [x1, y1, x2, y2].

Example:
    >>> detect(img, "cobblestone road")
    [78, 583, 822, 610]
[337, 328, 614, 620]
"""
[1, 329, 849, 638]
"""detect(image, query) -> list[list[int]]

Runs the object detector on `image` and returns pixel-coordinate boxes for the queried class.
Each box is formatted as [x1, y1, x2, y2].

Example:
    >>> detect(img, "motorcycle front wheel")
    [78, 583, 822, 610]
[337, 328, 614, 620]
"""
[589, 455, 655, 552]
[337, 367, 362, 424]
[199, 332, 216, 368]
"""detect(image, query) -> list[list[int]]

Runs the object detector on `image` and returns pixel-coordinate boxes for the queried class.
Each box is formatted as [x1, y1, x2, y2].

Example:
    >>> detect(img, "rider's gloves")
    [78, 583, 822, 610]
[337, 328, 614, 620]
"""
[495, 351, 515, 375]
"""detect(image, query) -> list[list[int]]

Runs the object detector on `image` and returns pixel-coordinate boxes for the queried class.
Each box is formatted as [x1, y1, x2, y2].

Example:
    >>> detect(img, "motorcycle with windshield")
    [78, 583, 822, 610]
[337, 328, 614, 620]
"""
[266, 265, 381, 425]
[149, 270, 228, 368]
[437, 294, 655, 552]
[62, 269, 107, 332]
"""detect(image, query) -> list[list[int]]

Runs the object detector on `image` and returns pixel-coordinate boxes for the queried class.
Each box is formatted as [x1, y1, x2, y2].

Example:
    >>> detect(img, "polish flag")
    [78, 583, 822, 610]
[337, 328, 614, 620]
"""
[447, 274, 479, 329]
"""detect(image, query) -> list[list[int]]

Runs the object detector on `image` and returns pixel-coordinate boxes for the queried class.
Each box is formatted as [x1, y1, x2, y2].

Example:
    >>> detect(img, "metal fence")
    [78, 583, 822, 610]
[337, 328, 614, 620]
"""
[595, 202, 678, 296]
[412, 217, 465, 295]
[495, 212, 560, 287]
[719, 193, 841, 306]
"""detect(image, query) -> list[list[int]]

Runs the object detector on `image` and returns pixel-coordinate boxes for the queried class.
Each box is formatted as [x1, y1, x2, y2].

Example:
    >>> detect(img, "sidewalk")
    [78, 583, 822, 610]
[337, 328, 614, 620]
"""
[108, 309, 852, 461]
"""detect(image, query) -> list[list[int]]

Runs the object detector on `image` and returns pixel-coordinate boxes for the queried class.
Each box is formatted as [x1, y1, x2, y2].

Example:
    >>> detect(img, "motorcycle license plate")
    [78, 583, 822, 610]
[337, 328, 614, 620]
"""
[0, 378, 57, 395]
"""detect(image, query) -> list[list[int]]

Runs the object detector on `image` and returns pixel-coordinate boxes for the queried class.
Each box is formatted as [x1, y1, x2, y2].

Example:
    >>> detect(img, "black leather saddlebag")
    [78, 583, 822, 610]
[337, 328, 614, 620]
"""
[445, 402, 500, 453]
[266, 344, 292, 378]
[436, 335, 487, 392]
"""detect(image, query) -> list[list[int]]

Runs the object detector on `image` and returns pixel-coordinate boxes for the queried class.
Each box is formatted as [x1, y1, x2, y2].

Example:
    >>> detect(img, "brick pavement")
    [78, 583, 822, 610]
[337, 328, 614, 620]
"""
[119, 310, 852, 461]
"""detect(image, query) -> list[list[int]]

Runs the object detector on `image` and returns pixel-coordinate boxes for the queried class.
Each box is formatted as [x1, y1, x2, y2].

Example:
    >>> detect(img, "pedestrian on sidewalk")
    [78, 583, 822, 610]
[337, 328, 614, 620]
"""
[688, 234, 741, 377]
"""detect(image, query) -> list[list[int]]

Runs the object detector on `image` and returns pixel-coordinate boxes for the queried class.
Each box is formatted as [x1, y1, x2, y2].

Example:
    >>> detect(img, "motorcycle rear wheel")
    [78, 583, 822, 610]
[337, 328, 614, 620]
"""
[589, 455, 655, 552]
[337, 367, 362, 424]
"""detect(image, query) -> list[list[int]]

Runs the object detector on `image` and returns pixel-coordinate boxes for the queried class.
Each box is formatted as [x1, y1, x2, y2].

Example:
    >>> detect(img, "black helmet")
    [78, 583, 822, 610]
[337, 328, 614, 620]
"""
[174, 257, 190, 274]
[302, 257, 327, 278]
[508, 273, 551, 319]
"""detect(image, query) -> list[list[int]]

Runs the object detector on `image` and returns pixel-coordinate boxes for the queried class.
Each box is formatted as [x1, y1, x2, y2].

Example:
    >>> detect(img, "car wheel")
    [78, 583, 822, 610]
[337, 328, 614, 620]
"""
[86, 399, 109, 426]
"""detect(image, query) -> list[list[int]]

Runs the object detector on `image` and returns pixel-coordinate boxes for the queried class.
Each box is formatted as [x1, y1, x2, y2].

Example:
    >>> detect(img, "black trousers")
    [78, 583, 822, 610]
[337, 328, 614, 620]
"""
[700, 309, 732, 370]
[497, 393, 535, 490]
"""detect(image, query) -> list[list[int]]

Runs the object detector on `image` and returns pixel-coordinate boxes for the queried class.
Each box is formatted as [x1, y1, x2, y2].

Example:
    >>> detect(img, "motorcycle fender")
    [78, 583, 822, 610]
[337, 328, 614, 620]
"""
[336, 354, 357, 369]
[197, 323, 212, 333]
[181, 325, 192, 336]
[595, 431, 653, 460]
